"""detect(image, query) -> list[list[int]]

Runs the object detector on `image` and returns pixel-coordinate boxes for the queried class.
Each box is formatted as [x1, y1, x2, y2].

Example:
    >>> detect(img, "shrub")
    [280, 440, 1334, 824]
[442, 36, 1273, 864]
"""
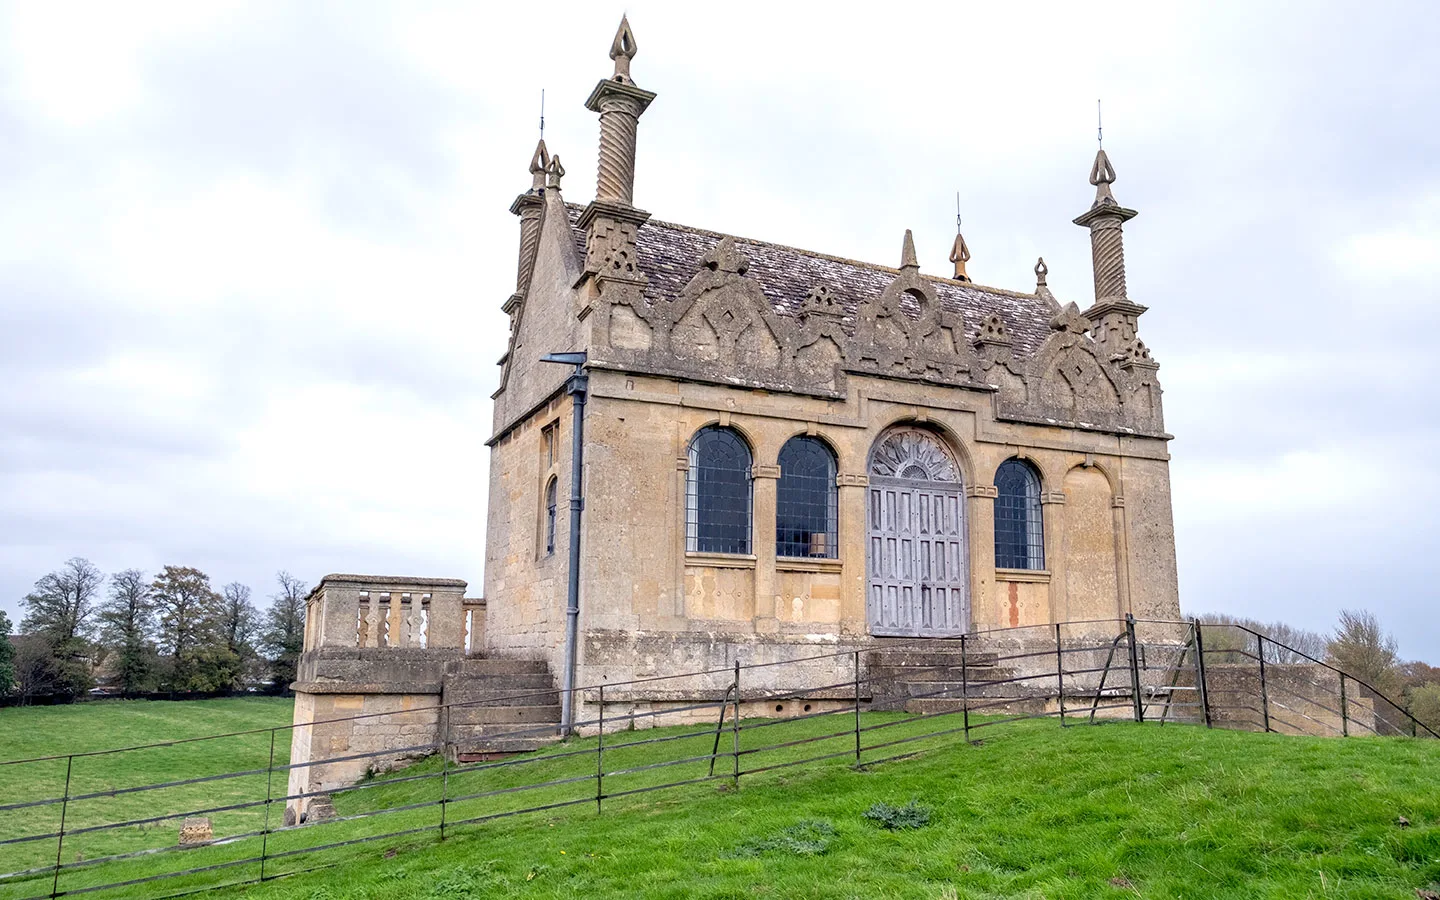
[1411, 683, 1440, 733]
[726, 820, 836, 857]
[862, 799, 933, 830]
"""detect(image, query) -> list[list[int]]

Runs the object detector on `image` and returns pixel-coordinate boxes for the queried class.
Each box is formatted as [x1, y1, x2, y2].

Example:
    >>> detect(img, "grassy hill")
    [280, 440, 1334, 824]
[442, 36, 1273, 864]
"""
[4, 696, 1437, 899]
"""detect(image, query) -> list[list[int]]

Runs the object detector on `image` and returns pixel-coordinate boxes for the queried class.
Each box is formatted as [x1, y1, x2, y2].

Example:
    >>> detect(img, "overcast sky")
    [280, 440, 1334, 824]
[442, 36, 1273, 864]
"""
[2, 1, 1437, 658]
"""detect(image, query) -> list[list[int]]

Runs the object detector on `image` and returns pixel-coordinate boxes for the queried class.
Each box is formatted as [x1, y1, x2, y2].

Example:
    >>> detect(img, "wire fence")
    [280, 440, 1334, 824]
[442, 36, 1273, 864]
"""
[0, 616, 1433, 900]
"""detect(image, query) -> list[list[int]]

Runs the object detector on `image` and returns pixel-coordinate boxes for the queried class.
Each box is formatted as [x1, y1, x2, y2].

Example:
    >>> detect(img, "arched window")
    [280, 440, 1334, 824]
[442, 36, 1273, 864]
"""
[994, 459, 1044, 570]
[777, 437, 838, 558]
[544, 477, 558, 555]
[686, 427, 752, 554]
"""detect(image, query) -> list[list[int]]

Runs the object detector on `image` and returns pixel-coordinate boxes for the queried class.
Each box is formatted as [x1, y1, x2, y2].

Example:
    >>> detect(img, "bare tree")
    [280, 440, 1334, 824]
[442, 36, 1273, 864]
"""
[19, 558, 102, 695]
[21, 557, 102, 644]
[262, 571, 308, 690]
[1327, 608, 1401, 697]
[12, 635, 66, 700]
[1196, 612, 1327, 664]
[218, 582, 262, 688]
[98, 569, 156, 695]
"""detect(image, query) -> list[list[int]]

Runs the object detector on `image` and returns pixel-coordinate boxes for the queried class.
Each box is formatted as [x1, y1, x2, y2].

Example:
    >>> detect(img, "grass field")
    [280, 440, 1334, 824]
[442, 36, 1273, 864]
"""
[0, 698, 294, 886]
[1, 698, 1438, 899]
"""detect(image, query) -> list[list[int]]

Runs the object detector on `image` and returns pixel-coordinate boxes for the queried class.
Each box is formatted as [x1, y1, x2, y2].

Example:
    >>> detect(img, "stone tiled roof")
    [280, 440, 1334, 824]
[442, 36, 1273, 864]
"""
[565, 204, 1056, 359]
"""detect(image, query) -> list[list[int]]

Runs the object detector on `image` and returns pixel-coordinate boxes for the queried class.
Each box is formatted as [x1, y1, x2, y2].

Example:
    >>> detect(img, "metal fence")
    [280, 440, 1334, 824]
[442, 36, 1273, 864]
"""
[0, 616, 1433, 900]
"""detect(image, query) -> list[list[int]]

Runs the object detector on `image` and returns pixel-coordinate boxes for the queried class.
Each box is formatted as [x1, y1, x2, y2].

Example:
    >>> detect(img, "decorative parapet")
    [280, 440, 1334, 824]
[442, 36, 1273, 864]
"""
[303, 575, 469, 654]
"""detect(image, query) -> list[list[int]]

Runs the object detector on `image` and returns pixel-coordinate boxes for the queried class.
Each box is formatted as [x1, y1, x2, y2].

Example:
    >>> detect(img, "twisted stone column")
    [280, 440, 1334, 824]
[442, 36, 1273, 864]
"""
[1087, 217, 1128, 301]
[515, 203, 543, 291]
[596, 95, 642, 206]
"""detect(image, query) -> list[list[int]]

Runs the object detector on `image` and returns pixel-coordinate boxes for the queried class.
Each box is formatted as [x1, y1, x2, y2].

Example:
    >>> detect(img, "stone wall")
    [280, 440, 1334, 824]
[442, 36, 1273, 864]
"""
[286, 575, 472, 823]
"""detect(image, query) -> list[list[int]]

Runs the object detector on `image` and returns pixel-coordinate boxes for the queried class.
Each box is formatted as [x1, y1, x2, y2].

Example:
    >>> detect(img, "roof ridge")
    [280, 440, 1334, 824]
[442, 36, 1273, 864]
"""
[563, 201, 1041, 302]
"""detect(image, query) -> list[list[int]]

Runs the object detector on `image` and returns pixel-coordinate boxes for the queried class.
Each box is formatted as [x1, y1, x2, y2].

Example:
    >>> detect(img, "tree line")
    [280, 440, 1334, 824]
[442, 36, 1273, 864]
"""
[1198, 608, 1440, 732]
[0, 558, 307, 701]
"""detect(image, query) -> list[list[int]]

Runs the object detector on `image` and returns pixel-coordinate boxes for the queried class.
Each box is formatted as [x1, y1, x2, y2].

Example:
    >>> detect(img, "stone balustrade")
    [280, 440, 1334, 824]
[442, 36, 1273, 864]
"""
[302, 575, 475, 653]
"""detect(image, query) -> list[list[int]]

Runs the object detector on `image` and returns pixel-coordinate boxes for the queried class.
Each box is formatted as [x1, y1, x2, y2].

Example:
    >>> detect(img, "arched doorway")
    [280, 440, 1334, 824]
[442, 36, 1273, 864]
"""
[866, 427, 969, 636]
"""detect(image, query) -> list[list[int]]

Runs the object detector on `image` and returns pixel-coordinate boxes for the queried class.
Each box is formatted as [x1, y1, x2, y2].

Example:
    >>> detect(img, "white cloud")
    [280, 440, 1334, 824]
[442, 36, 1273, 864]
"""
[2, 0, 1438, 661]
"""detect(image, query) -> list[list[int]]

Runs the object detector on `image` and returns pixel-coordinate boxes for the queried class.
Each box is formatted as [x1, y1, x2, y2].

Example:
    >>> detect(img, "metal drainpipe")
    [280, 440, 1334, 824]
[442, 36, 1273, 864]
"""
[543, 352, 588, 735]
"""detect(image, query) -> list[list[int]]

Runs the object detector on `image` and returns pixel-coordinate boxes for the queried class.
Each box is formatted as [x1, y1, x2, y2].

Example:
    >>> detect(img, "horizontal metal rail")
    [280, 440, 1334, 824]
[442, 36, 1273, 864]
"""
[4, 616, 1435, 900]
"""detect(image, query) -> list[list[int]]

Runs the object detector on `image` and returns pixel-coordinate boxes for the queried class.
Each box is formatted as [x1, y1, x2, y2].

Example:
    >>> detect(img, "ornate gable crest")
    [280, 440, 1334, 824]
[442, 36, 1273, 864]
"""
[663, 237, 792, 370]
[1026, 302, 1124, 427]
[849, 230, 975, 383]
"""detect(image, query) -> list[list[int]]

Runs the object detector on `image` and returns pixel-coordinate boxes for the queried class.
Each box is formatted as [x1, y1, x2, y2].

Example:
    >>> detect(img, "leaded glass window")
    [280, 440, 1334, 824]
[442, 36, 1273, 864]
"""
[994, 459, 1044, 570]
[686, 427, 752, 554]
[544, 477, 558, 555]
[777, 437, 838, 558]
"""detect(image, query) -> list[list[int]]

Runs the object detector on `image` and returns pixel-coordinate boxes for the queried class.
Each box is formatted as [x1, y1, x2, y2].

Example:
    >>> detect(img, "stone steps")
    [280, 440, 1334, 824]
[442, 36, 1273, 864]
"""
[868, 643, 1043, 716]
[907, 696, 1051, 717]
[447, 657, 551, 676]
[441, 656, 563, 757]
[450, 704, 562, 725]
[866, 649, 1001, 668]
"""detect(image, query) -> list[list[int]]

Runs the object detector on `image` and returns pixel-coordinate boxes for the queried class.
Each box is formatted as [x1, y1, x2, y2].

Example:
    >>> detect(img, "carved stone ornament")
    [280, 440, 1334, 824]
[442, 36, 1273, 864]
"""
[586, 218, 643, 282]
[663, 236, 788, 371]
[849, 230, 975, 382]
[868, 428, 962, 482]
[1027, 302, 1125, 428]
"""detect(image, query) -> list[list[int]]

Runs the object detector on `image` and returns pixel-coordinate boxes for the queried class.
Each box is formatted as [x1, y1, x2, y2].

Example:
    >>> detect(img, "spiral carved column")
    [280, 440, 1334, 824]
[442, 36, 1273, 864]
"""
[596, 96, 641, 206]
[516, 205, 543, 292]
[1088, 218, 1128, 301]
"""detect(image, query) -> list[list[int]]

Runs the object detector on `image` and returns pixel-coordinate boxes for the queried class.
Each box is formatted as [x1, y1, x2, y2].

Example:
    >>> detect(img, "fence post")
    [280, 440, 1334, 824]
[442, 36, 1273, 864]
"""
[1125, 615, 1143, 723]
[439, 706, 450, 840]
[260, 729, 276, 881]
[1339, 673, 1349, 737]
[1256, 632, 1271, 733]
[596, 684, 605, 814]
[1191, 618, 1212, 728]
[1054, 623, 1066, 727]
[852, 650, 862, 764]
[731, 659, 741, 790]
[960, 633, 971, 743]
[51, 755, 72, 900]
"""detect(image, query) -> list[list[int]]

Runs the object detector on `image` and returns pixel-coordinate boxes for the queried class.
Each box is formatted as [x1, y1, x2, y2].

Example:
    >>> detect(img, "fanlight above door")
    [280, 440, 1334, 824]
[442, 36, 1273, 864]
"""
[868, 428, 961, 483]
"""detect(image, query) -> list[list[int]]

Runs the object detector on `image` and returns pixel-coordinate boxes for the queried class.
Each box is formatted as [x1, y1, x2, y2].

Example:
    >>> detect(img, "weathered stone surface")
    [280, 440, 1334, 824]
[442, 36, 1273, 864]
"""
[178, 817, 212, 845]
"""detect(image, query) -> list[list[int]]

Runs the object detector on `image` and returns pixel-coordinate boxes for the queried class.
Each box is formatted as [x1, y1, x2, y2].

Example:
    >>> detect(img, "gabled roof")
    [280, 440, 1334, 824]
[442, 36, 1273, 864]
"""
[565, 204, 1057, 359]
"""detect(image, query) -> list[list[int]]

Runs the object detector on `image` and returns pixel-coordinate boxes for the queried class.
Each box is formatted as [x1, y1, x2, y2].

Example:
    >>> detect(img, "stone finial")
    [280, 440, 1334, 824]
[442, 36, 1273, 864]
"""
[949, 233, 971, 282]
[583, 15, 656, 211]
[974, 313, 1010, 346]
[702, 236, 750, 275]
[1034, 257, 1056, 305]
[1089, 148, 1118, 208]
[529, 138, 550, 191]
[800, 285, 843, 320]
[546, 154, 566, 190]
[610, 15, 639, 84]
[1074, 146, 1137, 306]
[900, 230, 919, 271]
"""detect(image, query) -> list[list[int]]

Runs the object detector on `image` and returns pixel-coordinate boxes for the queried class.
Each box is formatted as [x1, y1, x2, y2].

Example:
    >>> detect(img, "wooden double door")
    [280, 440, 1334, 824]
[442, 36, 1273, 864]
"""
[866, 476, 968, 637]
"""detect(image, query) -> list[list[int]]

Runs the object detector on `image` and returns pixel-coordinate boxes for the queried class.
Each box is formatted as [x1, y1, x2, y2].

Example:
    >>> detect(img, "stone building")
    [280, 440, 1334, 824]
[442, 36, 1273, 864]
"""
[485, 17, 1179, 690]
[285, 17, 1184, 818]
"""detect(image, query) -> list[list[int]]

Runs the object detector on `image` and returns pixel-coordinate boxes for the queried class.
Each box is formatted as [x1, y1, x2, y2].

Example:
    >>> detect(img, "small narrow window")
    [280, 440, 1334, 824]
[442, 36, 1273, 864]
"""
[545, 477, 558, 555]
[542, 421, 559, 470]
[995, 459, 1044, 570]
[686, 426, 752, 554]
[777, 436, 838, 558]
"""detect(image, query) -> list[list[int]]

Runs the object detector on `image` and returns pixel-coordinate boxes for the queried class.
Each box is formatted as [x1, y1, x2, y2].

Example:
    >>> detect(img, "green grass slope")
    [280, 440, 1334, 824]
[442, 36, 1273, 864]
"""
[0, 698, 293, 882]
[1, 700, 1437, 899]
[249, 720, 1438, 900]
